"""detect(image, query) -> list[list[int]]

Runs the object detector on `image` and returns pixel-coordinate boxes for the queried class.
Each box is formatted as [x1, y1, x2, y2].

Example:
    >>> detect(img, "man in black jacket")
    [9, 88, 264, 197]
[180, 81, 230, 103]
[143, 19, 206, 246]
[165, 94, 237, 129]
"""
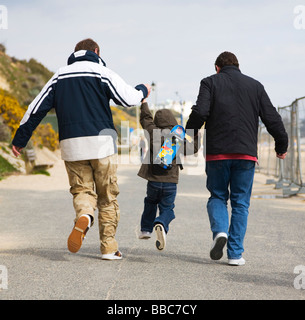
[186, 51, 288, 266]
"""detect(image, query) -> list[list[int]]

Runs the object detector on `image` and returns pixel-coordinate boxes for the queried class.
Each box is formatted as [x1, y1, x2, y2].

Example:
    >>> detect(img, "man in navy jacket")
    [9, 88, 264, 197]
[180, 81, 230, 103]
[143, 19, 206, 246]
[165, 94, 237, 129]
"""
[186, 51, 288, 265]
[12, 38, 151, 260]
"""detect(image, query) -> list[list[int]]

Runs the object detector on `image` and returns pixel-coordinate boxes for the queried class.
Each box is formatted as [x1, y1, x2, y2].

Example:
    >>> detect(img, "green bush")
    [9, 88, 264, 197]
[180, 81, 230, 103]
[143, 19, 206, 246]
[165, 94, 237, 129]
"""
[0, 154, 16, 180]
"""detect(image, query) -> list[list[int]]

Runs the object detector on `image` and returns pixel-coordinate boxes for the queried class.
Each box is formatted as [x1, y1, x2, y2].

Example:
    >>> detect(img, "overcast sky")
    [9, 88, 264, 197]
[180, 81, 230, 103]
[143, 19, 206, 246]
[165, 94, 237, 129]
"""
[1, 0, 305, 108]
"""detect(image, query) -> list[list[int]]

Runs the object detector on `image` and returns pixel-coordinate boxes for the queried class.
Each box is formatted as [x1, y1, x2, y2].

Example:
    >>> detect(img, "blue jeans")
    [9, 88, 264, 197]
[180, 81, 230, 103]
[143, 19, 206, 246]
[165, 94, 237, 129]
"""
[205, 160, 255, 259]
[140, 181, 177, 234]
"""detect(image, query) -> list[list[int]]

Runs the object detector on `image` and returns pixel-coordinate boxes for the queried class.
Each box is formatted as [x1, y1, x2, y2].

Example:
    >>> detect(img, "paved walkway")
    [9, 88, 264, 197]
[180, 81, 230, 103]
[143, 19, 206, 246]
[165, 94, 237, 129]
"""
[0, 153, 305, 301]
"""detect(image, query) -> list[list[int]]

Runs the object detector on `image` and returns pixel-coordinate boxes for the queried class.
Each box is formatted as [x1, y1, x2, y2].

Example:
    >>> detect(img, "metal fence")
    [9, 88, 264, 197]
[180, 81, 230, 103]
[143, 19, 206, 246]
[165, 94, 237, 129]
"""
[257, 96, 305, 196]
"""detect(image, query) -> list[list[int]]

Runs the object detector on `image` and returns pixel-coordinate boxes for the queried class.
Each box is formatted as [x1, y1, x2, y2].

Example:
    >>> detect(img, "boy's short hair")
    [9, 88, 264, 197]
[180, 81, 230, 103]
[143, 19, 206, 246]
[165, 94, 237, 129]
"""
[215, 51, 239, 69]
[75, 38, 100, 56]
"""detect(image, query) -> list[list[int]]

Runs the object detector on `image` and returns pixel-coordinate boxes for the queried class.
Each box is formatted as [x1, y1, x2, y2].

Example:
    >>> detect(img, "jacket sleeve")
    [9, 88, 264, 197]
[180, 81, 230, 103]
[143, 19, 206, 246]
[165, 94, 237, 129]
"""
[259, 87, 288, 154]
[183, 132, 201, 156]
[139, 102, 157, 134]
[106, 68, 148, 107]
[12, 72, 58, 148]
[139, 102, 165, 162]
[185, 78, 212, 132]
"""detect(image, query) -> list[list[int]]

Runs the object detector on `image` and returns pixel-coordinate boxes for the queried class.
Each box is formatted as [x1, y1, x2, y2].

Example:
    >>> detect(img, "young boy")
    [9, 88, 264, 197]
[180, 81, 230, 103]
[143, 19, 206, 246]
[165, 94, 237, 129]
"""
[137, 101, 199, 250]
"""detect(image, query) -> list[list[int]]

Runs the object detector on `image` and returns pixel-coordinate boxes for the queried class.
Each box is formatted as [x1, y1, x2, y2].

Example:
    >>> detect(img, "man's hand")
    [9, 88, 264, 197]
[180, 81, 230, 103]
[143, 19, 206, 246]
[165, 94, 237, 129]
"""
[12, 145, 23, 157]
[145, 84, 152, 98]
[276, 152, 287, 160]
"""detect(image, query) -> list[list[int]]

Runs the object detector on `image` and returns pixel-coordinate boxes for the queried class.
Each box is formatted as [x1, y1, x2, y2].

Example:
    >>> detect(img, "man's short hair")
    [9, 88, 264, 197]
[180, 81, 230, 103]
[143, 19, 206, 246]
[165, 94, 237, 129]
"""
[75, 38, 100, 56]
[215, 51, 239, 69]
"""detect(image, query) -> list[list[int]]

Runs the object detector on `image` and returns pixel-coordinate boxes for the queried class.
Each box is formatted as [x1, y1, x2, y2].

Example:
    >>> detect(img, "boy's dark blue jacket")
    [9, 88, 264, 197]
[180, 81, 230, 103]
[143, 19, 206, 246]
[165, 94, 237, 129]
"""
[12, 50, 148, 161]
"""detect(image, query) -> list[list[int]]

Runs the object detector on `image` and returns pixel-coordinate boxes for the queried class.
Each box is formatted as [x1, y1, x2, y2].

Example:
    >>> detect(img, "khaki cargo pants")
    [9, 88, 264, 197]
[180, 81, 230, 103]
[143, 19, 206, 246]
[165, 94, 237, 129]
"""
[65, 154, 120, 254]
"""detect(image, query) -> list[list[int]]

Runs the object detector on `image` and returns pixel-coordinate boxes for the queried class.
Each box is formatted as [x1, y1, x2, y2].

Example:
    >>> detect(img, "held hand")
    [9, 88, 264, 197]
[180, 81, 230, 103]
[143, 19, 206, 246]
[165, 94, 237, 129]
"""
[276, 152, 287, 160]
[12, 145, 23, 157]
[145, 84, 152, 98]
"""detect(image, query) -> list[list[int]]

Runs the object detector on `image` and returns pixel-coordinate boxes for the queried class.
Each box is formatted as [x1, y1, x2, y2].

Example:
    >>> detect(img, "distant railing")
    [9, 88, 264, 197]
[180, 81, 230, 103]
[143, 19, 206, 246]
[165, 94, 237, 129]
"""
[257, 96, 305, 196]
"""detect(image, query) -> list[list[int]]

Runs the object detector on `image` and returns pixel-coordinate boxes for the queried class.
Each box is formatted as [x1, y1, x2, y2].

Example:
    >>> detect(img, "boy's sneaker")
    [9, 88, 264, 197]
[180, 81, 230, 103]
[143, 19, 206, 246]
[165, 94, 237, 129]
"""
[210, 232, 227, 260]
[67, 214, 91, 253]
[154, 224, 166, 250]
[228, 257, 246, 266]
[102, 250, 123, 260]
[139, 231, 152, 239]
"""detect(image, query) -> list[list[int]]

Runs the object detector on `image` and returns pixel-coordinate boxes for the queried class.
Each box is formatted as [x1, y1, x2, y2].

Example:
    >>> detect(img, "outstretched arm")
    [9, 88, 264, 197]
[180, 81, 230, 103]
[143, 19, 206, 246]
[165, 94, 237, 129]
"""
[185, 78, 212, 133]
[12, 72, 58, 155]
[105, 67, 151, 107]
[139, 101, 157, 134]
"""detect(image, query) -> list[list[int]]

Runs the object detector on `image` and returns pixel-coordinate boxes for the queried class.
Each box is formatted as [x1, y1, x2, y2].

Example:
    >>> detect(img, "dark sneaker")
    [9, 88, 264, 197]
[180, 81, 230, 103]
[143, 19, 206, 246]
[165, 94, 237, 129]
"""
[154, 224, 166, 250]
[210, 232, 227, 260]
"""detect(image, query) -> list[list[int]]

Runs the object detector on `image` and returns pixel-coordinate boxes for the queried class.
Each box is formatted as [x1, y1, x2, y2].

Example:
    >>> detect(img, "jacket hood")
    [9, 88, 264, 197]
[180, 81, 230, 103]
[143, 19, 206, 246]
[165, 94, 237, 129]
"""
[67, 50, 107, 66]
[154, 109, 178, 129]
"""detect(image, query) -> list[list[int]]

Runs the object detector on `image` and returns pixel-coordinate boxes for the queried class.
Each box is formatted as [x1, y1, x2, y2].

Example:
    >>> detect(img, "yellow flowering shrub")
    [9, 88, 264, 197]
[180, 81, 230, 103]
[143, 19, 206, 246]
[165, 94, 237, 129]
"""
[111, 106, 137, 129]
[32, 123, 59, 151]
[0, 89, 58, 150]
[0, 89, 24, 137]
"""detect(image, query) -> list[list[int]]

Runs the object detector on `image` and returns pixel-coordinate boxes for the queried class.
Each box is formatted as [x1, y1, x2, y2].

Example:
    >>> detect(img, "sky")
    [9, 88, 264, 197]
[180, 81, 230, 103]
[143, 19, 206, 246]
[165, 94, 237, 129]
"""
[0, 0, 305, 109]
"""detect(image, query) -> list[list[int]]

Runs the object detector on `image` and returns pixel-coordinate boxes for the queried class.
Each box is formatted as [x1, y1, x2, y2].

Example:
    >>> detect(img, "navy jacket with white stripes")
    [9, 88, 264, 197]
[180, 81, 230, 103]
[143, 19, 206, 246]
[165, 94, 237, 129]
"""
[12, 50, 148, 161]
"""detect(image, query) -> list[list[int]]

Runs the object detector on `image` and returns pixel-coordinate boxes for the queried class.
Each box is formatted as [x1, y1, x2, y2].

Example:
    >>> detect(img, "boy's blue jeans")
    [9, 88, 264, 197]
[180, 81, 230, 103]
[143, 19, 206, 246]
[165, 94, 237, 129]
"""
[141, 181, 177, 234]
[205, 160, 255, 259]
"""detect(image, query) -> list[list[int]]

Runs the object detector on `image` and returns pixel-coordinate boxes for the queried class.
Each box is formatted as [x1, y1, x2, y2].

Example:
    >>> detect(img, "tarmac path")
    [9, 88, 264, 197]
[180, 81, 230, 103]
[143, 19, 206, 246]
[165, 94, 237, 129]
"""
[0, 153, 305, 301]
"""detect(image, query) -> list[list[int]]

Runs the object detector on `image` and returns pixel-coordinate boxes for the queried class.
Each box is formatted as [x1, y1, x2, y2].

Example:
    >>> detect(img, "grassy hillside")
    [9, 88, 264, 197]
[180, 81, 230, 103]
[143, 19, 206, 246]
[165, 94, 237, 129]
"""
[0, 154, 17, 180]
[0, 46, 53, 107]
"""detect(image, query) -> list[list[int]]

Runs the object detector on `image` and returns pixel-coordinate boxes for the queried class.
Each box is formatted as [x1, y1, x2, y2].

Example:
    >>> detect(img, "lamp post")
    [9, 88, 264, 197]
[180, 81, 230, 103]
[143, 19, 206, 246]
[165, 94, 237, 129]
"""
[175, 91, 184, 127]
[151, 81, 157, 116]
[136, 98, 139, 133]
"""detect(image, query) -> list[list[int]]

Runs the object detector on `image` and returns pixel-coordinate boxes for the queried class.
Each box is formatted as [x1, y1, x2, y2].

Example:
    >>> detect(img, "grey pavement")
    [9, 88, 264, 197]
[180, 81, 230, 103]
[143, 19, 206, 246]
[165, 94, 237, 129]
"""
[0, 154, 305, 301]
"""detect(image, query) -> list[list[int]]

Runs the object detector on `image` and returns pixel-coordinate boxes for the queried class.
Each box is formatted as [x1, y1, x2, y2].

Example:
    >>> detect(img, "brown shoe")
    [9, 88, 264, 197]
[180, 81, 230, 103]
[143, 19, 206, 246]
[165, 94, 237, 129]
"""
[67, 215, 90, 253]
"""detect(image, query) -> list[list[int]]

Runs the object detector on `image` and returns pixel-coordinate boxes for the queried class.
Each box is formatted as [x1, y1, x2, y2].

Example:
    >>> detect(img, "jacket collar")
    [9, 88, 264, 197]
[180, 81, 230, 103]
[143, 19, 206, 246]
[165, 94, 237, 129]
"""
[67, 50, 106, 66]
[219, 65, 241, 73]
